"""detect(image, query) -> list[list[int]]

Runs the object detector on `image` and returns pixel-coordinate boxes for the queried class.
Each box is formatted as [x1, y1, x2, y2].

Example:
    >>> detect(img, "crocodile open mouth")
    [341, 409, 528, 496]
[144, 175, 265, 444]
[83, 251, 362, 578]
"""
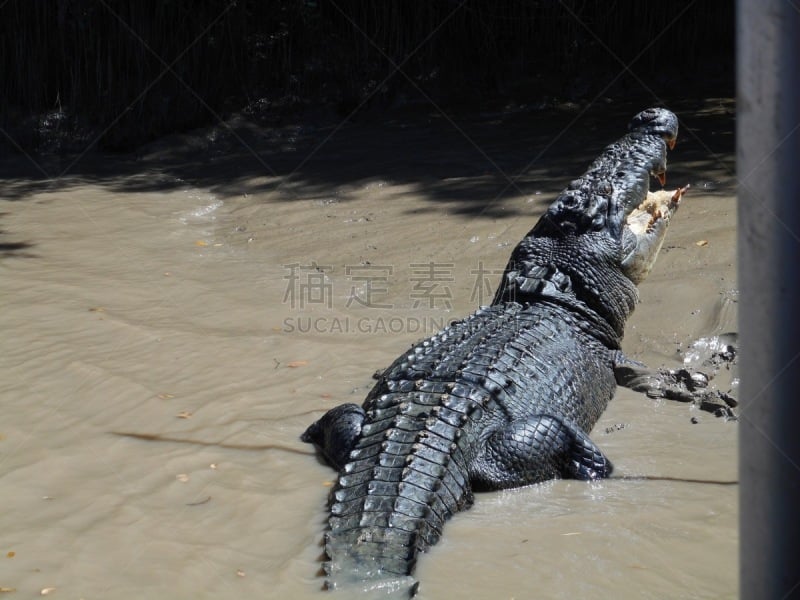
[626, 186, 687, 235]
[622, 185, 689, 284]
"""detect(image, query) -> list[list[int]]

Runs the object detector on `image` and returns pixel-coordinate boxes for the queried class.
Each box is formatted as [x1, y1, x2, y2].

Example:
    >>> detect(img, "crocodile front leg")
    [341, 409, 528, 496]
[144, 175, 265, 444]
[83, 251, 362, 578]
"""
[613, 353, 738, 418]
[469, 415, 613, 491]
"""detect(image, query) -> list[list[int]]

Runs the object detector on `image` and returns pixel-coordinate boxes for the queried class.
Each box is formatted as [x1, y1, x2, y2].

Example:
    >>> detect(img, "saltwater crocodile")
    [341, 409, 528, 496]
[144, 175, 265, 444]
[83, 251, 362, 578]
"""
[302, 108, 710, 596]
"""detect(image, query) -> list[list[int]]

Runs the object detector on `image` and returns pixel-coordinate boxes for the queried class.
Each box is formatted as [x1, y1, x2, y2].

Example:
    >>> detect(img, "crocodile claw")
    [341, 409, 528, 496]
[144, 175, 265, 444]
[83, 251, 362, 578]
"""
[615, 364, 737, 417]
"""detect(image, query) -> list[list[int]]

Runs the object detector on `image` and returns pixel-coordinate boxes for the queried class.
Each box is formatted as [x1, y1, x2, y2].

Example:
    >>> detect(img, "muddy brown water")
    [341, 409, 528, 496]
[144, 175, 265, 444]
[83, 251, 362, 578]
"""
[0, 99, 737, 599]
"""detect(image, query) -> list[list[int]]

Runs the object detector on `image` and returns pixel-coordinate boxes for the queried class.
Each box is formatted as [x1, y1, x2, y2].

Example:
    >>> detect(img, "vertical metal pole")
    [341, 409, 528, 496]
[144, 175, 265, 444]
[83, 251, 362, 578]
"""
[738, 1, 800, 598]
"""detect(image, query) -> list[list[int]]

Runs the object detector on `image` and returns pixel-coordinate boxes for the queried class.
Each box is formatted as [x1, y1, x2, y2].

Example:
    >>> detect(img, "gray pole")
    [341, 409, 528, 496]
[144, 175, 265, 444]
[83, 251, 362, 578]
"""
[738, 1, 800, 598]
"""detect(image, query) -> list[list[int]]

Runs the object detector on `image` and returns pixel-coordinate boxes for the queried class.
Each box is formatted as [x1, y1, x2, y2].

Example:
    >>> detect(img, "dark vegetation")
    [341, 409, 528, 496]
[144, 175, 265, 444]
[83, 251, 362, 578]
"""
[0, 1, 736, 257]
[2, 0, 733, 153]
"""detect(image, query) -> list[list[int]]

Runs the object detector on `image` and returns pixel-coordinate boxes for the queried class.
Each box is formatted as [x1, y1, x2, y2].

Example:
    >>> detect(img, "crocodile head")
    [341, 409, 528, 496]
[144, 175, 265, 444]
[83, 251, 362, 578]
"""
[495, 108, 683, 337]
[535, 107, 680, 238]
[619, 108, 683, 283]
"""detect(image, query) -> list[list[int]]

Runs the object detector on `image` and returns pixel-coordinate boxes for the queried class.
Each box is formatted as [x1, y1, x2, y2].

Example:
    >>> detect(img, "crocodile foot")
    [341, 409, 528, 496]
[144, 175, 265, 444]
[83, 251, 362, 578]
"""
[615, 363, 738, 419]
[302, 403, 365, 470]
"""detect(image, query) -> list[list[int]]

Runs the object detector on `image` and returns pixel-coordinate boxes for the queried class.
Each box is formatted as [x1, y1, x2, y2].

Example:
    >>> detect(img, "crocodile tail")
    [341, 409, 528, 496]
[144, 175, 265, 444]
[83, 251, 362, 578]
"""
[323, 407, 474, 597]
[323, 528, 420, 598]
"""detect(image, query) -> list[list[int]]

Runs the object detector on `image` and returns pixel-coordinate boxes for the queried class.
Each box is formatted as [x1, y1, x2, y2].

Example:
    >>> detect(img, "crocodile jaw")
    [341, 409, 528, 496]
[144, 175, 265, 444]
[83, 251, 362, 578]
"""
[621, 185, 688, 284]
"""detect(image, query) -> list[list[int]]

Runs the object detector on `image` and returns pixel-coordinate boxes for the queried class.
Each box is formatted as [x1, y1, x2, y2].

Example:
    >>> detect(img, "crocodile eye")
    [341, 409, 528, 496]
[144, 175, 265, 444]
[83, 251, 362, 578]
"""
[591, 212, 606, 230]
[560, 191, 580, 208]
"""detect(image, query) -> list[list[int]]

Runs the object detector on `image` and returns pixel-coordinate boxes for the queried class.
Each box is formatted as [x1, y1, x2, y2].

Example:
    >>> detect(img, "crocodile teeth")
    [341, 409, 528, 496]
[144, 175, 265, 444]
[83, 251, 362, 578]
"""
[622, 185, 688, 284]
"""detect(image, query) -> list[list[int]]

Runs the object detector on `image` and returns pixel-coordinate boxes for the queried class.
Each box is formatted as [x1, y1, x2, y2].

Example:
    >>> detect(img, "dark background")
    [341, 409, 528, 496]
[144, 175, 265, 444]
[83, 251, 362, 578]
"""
[1, 0, 734, 153]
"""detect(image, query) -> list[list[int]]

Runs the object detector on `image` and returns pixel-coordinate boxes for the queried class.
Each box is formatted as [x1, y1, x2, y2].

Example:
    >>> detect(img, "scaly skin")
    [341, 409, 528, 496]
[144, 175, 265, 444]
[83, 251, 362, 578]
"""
[302, 108, 702, 597]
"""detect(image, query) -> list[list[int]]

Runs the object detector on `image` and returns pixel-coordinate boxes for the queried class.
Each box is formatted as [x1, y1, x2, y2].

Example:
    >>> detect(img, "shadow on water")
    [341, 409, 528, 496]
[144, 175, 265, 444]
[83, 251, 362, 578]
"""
[0, 240, 36, 258]
[0, 95, 735, 222]
[0, 211, 36, 258]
